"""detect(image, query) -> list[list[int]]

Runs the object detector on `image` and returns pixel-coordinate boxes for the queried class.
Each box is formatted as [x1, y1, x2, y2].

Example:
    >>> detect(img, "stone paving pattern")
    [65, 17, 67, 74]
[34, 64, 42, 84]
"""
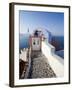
[30, 51, 56, 78]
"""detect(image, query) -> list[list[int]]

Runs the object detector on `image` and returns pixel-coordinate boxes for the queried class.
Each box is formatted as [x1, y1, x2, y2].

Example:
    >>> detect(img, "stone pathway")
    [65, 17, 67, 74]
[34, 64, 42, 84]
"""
[29, 51, 56, 78]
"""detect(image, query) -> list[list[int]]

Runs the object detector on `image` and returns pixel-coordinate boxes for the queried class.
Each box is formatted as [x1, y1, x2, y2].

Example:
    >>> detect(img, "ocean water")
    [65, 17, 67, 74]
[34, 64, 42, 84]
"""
[51, 36, 64, 58]
[55, 50, 64, 58]
[19, 34, 64, 58]
[51, 36, 64, 50]
[19, 34, 30, 49]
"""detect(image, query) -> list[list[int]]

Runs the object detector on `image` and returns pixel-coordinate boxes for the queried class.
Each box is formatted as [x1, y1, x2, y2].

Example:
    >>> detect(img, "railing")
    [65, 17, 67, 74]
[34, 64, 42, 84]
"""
[41, 41, 64, 77]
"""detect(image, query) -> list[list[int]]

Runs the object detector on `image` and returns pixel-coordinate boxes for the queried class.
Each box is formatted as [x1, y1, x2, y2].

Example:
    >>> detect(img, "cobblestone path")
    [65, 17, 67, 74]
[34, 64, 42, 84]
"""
[29, 51, 56, 78]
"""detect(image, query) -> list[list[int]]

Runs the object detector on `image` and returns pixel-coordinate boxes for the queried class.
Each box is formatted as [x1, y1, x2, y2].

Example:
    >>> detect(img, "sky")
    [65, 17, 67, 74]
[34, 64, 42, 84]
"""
[19, 10, 64, 36]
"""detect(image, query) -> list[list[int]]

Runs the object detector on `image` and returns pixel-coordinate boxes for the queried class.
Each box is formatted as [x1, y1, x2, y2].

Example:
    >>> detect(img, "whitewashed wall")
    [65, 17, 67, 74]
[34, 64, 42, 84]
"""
[32, 38, 41, 50]
[20, 48, 28, 62]
[42, 41, 64, 77]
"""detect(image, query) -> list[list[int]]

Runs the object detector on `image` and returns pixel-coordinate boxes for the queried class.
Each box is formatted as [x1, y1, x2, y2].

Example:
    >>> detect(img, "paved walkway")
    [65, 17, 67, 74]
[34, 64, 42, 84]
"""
[29, 51, 56, 78]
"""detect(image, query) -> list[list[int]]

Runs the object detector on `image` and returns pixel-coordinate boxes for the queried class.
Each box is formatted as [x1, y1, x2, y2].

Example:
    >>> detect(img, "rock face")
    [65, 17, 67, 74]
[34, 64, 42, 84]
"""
[29, 51, 56, 78]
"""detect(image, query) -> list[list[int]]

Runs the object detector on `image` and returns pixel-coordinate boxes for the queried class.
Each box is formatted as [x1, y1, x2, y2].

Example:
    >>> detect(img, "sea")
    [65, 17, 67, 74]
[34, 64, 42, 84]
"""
[51, 36, 64, 50]
[51, 36, 64, 58]
[55, 50, 64, 58]
[19, 34, 64, 58]
[19, 34, 30, 49]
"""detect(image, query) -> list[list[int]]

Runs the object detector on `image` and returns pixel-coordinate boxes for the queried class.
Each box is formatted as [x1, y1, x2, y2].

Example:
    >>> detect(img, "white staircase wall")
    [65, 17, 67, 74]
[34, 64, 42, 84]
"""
[42, 41, 64, 77]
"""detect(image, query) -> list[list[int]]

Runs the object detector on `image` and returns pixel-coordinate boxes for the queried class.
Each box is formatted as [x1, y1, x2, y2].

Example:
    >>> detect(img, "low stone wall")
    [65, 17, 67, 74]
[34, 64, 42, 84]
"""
[19, 48, 31, 79]
[24, 48, 31, 78]
[42, 41, 64, 77]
